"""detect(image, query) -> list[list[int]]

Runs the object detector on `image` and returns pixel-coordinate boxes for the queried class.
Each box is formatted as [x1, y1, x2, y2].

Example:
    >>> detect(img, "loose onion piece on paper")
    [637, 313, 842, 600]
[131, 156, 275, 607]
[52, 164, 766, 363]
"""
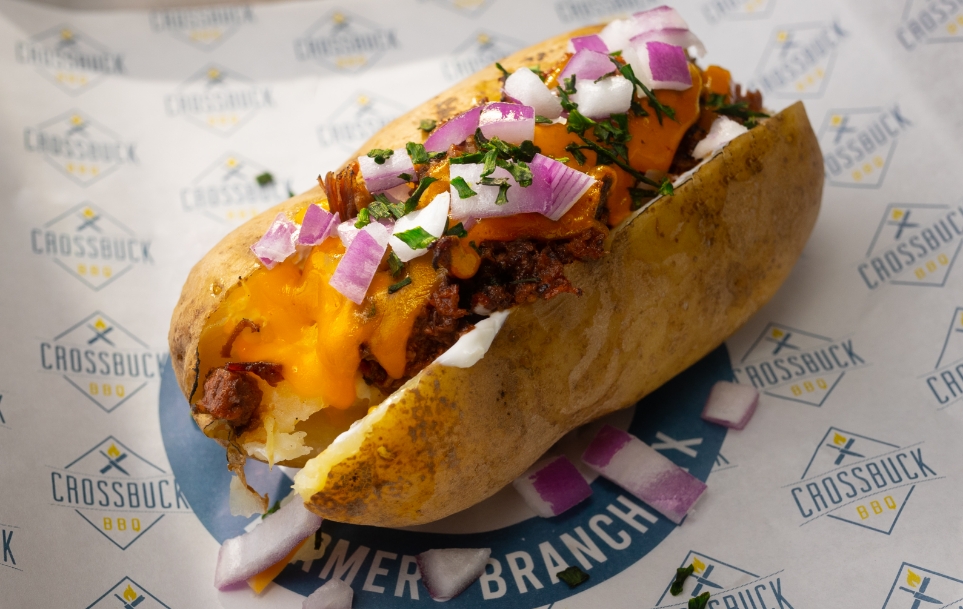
[701, 381, 759, 430]
[302, 578, 354, 609]
[416, 548, 492, 601]
[582, 425, 706, 524]
[512, 455, 593, 517]
[214, 498, 323, 590]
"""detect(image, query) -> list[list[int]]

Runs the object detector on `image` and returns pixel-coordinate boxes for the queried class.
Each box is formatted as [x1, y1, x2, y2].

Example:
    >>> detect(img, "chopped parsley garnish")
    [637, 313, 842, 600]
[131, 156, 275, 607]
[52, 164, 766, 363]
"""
[608, 50, 623, 57]
[613, 60, 676, 124]
[366, 148, 394, 164]
[449, 151, 487, 165]
[480, 177, 511, 204]
[451, 176, 478, 199]
[557, 566, 590, 588]
[670, 564, 695, 595]
[255, 171, 274, 186]
[406, 141, 444, 164]
[394, 226, 437, 250]
[535, 115, 553, 124]
[354, 208, 371, 228]
[498, 159, 532, 186]
[706, 93, 770, 128]
[495, 62, 511, 79]
[388, 276, 412, 294]
[658, 178, 674, 196]
[444, 221, 468, 237]
[398, 172, 413, 182]
[401, 176, 438, 214]
[419, 118, 437, 132]
[388, 251, 405, 277]
[562, 74, 577, 95]
[261, 500, 281, 519]
[689, 592, 711, 609]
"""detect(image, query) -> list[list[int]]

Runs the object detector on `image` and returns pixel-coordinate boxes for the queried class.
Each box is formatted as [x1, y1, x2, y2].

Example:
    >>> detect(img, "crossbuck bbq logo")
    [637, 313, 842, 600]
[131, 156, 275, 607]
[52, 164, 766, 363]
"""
[317, 91, 407, 152]
[654, 552, 793, 608]
[881, 564, 963, 609]
[788, 428, 941, 534]
[85, 577, 170, 609]
[294, 10, 398, 73]
[31, 202, 153, 291]
[859, 203, 963, 289]
[554, 0, 659, 24]
[896, 0, 963, 50]
[422, 0, 493, 16]
[181, 153, 292, 224]
[164, 64, 273, 135]
[922, 307, 963, 408]
[702, 0, 775, 24]
[442, 31, 524, 81]
[750, 21, 848, 98]
[39, 312, 164, 413]
[24, 110, 137, 186]
[732, 323, 865, 407]
[819, 106, 912, 189]
[15, 25, 124, 94]
[149, 6, 254, 50]
[0, 521, 19, 573]
[51, 438, 189, 551]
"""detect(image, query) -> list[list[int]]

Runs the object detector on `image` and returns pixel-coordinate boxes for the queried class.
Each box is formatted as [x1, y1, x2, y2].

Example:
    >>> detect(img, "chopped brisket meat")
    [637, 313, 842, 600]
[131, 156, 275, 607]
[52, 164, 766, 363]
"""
[225, 361, 284, 387]
[221, 319, 259, 358]
[196, 367, 262, 426]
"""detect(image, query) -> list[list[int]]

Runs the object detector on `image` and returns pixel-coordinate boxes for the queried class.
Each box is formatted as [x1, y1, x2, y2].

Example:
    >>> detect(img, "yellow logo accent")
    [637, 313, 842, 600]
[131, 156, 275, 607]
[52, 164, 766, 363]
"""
[833, 432, 848, 446]
[61, 28, 74, 41]
[777, 31, 788, 43]
[107, 443, 121, 459]
[332, 12, 346, 24]
[892, 209, 903, 220]
[123, 584, 139, 602]
[94, 318, 107, 331]
[830, 115, 842, 127]
[207, 67, 221, 81]
[477, 33, 491, 45]
[357, 95, 369, 106]
[83, 207, 96, 219]
[692, 557, 707, 574]
[226, 157, 237, 168]
[771, 328, 784, 339]
[958, 311, 963, 328]
[70, 114, 84, 127]
[907, 569, 921, 588]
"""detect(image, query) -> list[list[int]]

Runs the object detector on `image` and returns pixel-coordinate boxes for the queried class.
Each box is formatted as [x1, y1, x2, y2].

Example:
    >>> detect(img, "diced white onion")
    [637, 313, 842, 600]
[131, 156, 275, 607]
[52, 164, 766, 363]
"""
[503, 68, 563, 119]
[417, 548, 492, 601]
[389, 192, 450, 262]
[302, 578, 353, 609]
[701, 381, 759, 429]
[692, 116, 749, 160]
[570, 75, 634, 119]
[357, 148, 414, 193]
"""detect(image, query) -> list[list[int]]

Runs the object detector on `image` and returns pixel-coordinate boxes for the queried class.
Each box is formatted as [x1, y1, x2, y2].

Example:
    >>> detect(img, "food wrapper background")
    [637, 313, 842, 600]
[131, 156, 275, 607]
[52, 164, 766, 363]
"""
[1, 0, 962, 607]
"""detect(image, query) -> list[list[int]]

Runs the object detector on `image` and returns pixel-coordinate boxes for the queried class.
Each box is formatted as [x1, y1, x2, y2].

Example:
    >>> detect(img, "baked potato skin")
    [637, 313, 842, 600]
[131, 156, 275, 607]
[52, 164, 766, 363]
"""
[168, 24, 823, 527]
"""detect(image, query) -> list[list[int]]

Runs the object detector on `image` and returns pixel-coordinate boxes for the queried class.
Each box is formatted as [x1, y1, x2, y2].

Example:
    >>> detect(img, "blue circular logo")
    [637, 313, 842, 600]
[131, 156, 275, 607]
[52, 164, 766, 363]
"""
[159, 346, 732, 607]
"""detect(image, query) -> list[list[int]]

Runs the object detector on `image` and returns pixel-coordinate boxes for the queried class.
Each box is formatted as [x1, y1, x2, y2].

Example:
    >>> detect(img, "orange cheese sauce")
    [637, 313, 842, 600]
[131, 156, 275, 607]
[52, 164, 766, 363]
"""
[198, 62, 721, 415]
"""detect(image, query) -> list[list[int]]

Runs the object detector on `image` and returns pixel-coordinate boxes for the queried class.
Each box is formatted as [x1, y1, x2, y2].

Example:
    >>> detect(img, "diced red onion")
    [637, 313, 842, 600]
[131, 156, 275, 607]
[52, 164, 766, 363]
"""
[512, 455, 592, 518]
[337, 220, 360, 249]
[389, 192, 450, 262]
[302, 578, 353, 609]
[424, 106, 482, 153]
[582, 425, 706, 524]
[631, 28, 706, 58]
[530, 154, 596, 221]
[559, 49, 616, 85]
[570, 75, 634, 118]
[692, 116, 748, 160]
[357, 148, 415, 194]
[214, 498, 323, 590]
[298, 205, 338, 246]
[504, 68, 563, 119]
[329, 222, 391, 304]
[625, 41, 692, 91]
[436, 310, 509, 368]
[478, 103, 535, 145]
[568, 34, 608, 54]
[632, 5, 690, 33]
[448, 163, 550, 222]
[417, 548, 492, 601]
[251, 213, 299, 269]
[701, 381, 759, 430]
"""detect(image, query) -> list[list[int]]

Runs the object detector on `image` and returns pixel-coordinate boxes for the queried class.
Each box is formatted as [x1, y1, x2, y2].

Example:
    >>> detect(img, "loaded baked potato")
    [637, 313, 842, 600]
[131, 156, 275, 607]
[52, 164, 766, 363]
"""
[169, 14, 822, 528]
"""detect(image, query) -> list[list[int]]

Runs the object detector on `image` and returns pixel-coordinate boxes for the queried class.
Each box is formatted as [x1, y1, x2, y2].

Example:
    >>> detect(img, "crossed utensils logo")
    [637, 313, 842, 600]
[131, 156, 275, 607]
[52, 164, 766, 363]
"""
[317, 90, 407, 153]
[294, 9, 398, 73]
[882, 564, 963, 608]
[85, 577, 170, 609]
[15, 25, 124, 94]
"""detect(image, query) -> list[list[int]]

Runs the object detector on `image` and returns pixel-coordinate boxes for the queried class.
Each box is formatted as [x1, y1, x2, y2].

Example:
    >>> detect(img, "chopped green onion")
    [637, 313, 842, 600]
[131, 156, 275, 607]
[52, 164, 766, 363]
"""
[556, 566, 589, 588]
[419, 118, 437, 132]
[535, 115, 553, 124]
[495, 62, 511, 78]
[366, 148, 394, 164]
[445, 221, 468, 237]
[670, 564, 695, 595]
[450, 176, 478, 199]
[406, 141, 444, 164]
[689, 592, 711, 609]
[388, 252, 405, 277]
[261, 500, 281, 519]
[388, 276, 412, 294]
[394, 226, 437, 249]
[354, 208, 371, 228]
[255, 171, 274, 186]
